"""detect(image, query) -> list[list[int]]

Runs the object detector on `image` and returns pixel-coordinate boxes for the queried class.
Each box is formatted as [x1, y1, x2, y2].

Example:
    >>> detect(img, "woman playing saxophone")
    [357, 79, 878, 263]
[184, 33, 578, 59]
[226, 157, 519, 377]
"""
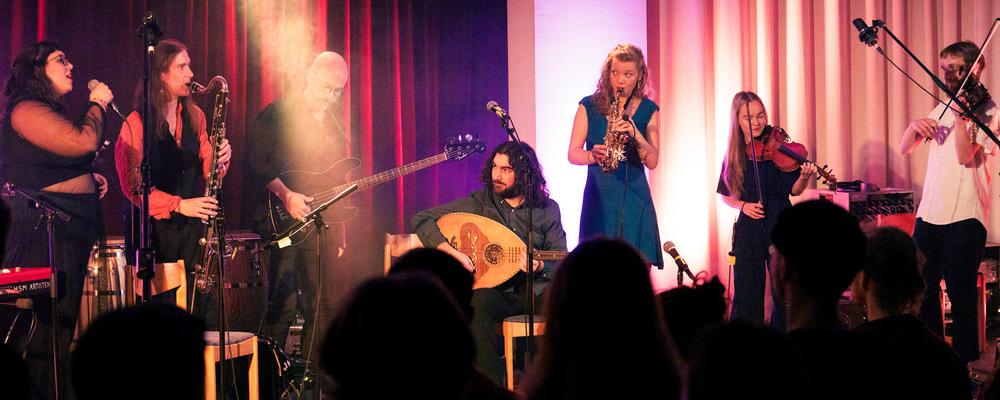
[568, 43, 662, 267]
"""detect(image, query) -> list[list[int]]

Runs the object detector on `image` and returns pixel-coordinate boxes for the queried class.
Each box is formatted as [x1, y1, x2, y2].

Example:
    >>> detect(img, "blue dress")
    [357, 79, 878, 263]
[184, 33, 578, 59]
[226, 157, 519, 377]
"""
[579, 95, 663, 267]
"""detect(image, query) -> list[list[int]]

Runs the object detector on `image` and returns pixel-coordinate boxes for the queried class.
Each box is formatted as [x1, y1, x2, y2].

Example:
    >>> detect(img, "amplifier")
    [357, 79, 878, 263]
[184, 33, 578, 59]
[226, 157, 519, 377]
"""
[806, 188, 916, 233]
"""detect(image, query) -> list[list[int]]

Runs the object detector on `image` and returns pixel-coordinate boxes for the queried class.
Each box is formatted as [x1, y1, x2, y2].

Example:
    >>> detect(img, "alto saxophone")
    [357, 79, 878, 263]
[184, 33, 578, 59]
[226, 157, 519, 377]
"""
[189, 76, 230, 311]
[599, 88, 629, 173]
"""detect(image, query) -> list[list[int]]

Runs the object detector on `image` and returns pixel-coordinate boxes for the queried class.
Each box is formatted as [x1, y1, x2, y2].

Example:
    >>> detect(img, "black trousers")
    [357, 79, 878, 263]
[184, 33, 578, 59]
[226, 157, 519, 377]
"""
[914, 218, 986, 362]
[3, 191, 101, 400]
[469, 283, 543, 385]
[263, 225, 347, 366]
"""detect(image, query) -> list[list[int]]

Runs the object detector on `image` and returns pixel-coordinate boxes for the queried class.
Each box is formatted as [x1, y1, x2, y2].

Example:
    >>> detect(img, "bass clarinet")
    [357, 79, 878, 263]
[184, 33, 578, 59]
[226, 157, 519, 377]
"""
[189, 76, 229, 312]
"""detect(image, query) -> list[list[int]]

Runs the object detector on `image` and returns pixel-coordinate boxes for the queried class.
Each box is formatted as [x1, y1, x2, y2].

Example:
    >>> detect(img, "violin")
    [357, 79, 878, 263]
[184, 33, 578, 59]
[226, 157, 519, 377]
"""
[959, 77, 991, 114]
[746, 125, 837, 185]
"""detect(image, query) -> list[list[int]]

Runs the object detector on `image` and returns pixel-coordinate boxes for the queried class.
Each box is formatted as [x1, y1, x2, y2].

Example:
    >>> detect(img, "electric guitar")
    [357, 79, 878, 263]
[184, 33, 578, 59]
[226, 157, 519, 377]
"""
[267, 135, 486, 245]
[436, 212, 567, 289]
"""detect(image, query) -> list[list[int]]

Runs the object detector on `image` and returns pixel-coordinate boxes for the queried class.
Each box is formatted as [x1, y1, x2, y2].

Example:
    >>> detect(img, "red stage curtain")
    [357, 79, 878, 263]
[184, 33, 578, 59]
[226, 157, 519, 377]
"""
[1, 0, 509, 280]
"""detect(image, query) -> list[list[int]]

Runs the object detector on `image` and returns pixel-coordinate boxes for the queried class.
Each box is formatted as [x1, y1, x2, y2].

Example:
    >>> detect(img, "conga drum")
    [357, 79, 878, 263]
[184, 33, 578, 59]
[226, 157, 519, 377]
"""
[78, 237, 127, 334]
[197, 231, 268, 332]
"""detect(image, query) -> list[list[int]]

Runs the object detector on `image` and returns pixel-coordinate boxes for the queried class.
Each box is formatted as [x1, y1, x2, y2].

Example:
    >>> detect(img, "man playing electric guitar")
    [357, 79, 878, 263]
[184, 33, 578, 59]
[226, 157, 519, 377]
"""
[245, 51, 350, 372]
[411, 141, 567, 385]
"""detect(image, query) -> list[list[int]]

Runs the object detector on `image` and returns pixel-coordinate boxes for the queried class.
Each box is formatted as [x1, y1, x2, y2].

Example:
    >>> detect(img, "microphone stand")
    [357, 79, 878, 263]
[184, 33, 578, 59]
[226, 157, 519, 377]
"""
[258, 184, 359, 252]
[264, 185, 357, 398]
[6, 184, 70, 400]
[495, 110, 538, 361]
[864, 20, 1000, 147]
[135, 13, 162, 302]
[213, 205, 227, 400]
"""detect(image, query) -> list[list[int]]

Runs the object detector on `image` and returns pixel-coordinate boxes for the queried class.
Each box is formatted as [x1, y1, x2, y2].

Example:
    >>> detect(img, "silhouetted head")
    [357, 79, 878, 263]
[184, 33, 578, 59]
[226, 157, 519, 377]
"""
[72, 304, 205, 400]
[321, 273, 474, 400]
[853, 227, 925, 316]
[526, 238, 681, 400]
[772, 200, 866, 305]
[657, 276, 727, 360]
[389, 247, 474, 320]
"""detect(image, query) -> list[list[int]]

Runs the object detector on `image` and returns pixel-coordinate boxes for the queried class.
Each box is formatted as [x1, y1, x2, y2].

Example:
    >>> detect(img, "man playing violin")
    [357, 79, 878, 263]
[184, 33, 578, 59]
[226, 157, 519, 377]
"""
[899, 41, 999, 364]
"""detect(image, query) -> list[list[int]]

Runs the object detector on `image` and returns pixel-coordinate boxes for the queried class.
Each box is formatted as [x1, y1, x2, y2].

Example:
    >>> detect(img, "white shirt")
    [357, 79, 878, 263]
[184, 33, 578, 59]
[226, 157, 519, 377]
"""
[917, 101, 998, 225]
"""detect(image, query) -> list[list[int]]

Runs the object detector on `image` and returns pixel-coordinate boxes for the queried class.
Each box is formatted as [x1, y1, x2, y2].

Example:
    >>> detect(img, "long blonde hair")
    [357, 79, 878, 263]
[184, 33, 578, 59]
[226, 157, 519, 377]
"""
[592, 44, 651, 115]
[722, 91, 766, 199]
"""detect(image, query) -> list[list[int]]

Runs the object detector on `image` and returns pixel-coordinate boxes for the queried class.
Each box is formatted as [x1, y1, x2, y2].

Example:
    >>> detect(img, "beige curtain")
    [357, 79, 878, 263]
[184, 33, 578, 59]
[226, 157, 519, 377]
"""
[647, 0, 1000, 280]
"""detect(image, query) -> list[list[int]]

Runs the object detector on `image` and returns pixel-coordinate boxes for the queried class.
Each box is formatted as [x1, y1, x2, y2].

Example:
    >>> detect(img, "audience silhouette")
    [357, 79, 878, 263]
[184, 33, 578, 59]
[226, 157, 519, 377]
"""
[853, 227, 971, 399]
[688, 320, 807, 400]
[388, 248, 517, 400]
[525, 238, 681, 400]
[320, 273, 475, 400]
[657, 276, 727, 360]
[72, 303, 205, 400]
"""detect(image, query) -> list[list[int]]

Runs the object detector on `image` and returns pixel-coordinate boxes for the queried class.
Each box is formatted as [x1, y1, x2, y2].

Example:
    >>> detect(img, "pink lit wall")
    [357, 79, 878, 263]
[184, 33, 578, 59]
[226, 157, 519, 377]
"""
[508, 0, 652, 272]
[511, 0, 1000, 295]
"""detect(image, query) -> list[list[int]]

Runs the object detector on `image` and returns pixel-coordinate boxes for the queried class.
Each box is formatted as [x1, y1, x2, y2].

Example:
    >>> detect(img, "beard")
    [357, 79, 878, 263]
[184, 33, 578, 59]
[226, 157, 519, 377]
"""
[947, 79, 962, 93]
[494, 182, 523, 199]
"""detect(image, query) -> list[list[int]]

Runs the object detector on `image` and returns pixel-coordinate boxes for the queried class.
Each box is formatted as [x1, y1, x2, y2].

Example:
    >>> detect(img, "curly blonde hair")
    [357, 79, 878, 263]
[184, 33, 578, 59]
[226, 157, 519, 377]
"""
[592, 44, 651, 115]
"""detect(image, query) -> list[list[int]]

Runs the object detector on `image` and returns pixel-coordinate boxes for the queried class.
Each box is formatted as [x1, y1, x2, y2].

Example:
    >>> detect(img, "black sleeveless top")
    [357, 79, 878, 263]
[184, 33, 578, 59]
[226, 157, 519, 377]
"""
[147, 104, 201, 203]
[124, 104, 202, 263]
[0, 98, 103, 189]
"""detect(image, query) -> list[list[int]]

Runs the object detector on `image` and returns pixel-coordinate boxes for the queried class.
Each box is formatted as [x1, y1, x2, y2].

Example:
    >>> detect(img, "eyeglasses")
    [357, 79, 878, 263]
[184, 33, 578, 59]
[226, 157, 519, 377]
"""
[940, 63, 966, 74]
[47, 54, 70, 68]
[315, 84, 344, 98]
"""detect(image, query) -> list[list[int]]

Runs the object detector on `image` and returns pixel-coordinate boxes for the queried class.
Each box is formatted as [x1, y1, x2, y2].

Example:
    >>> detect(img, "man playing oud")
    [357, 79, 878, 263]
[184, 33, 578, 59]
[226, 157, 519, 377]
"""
[411, 141, 567, 385]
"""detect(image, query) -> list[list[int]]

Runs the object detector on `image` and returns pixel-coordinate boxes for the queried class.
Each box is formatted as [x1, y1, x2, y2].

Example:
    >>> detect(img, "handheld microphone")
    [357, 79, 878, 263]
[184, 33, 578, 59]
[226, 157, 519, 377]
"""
[852, 18, 878, 47]
[486, 100, 509, 120]
[87, 79, 126, 119]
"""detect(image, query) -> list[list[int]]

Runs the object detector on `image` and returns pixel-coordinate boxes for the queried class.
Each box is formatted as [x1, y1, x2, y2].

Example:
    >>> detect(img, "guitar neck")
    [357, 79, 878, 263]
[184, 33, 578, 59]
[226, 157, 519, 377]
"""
[319, 151, 450, 198]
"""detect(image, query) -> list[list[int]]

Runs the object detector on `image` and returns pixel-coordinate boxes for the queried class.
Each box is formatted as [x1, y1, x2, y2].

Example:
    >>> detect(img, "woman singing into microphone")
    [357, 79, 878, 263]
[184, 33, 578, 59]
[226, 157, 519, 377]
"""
[717, 91, 818, 330]
[0, 40, 113, 397]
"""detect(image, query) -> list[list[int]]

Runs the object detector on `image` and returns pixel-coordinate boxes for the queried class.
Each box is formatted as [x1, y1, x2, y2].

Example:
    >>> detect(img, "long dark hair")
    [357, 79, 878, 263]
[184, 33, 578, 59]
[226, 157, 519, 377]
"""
[3, 40, 64, 115]
[479, 141, 549, 207]
[132, 39, 194, 137]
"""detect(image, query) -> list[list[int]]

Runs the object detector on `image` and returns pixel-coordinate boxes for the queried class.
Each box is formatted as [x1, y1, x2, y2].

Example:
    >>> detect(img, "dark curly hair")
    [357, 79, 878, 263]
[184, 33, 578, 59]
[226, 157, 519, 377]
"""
[3, 40, 64, 115]
[479, 141, 549, 207]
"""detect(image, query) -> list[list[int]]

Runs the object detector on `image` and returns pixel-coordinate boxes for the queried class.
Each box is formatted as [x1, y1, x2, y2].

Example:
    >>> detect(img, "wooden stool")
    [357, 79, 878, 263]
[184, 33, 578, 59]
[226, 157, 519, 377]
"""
[384, 233, 424, 274]
[502, 315, 546, 390]
[204, 331, 258, 400]
[133, 261, 187, 310]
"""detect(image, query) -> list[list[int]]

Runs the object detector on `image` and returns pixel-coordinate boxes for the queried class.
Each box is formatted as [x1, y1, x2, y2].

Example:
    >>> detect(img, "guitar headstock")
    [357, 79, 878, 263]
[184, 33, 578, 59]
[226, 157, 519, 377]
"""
[445, 134, 487, 161]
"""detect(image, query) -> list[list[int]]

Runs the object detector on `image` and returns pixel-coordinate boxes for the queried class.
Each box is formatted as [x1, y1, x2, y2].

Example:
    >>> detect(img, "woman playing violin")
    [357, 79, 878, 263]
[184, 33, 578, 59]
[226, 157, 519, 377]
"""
[717, 91, 820, 330]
